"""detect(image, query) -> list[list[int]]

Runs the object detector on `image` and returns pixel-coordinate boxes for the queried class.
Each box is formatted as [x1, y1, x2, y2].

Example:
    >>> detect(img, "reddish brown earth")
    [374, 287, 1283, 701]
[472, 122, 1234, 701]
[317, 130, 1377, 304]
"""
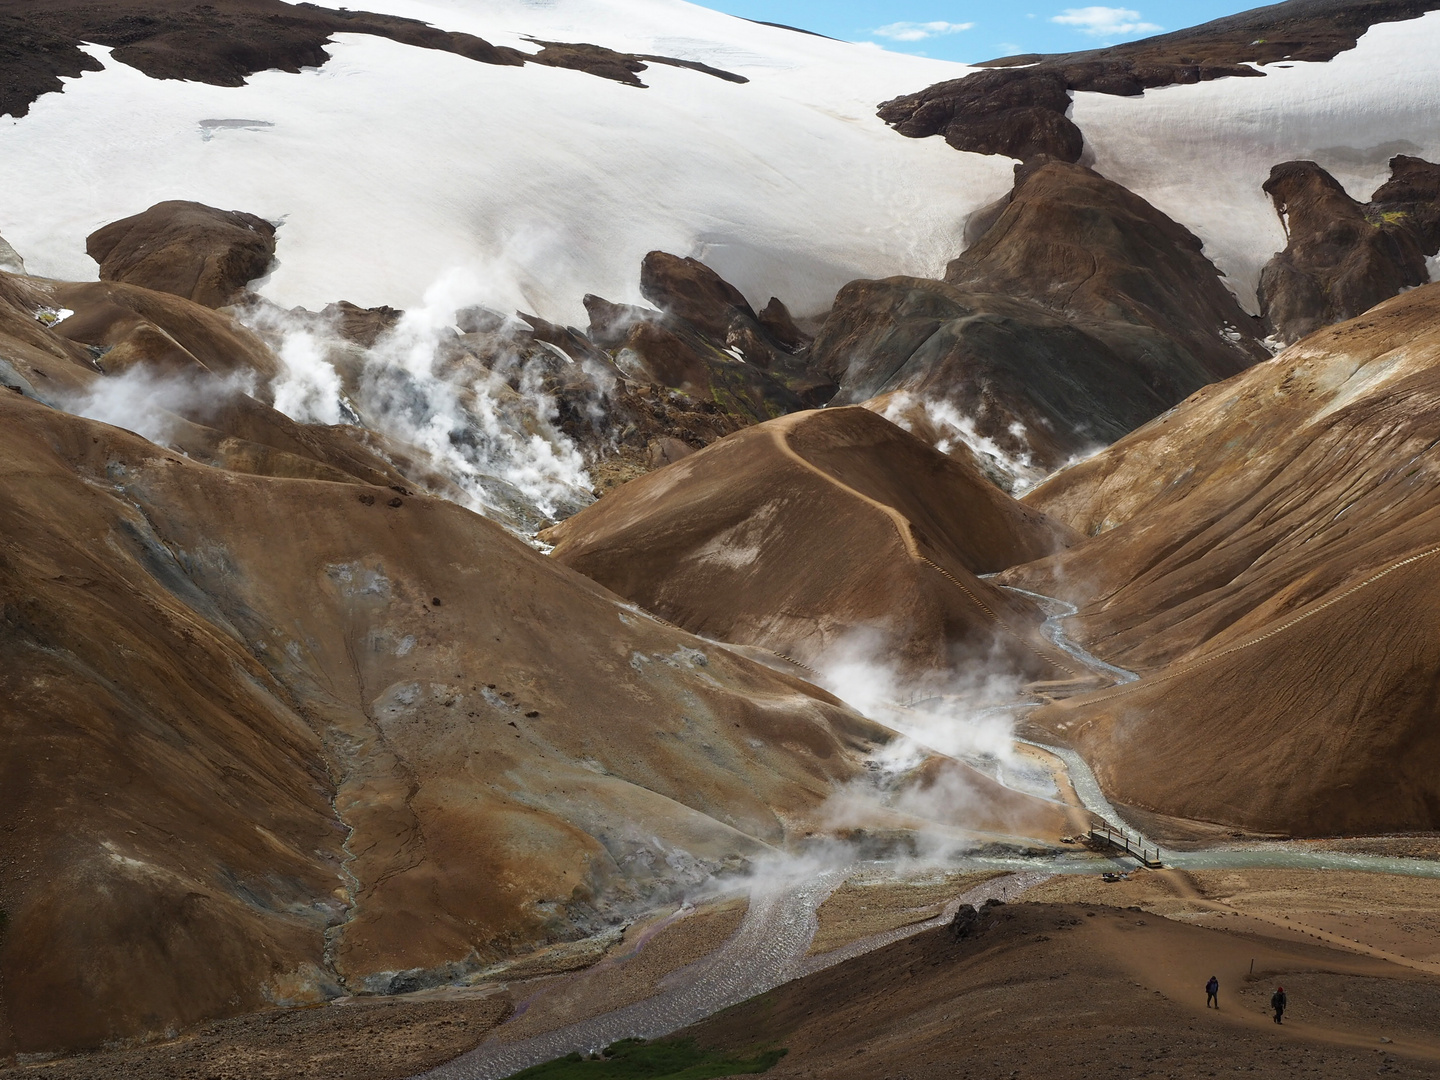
[543, 406, 1079, 680]
[0, 314, 906, 1055]
[681, 900, 1440, 1079]
[86, 201, 277, 309]
[1001, 283, 1440, 835]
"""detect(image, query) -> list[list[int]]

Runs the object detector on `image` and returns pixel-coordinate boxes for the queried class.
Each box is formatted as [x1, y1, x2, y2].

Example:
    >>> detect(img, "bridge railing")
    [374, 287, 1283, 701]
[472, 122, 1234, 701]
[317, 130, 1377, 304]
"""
[1089, 823, 1163, 868]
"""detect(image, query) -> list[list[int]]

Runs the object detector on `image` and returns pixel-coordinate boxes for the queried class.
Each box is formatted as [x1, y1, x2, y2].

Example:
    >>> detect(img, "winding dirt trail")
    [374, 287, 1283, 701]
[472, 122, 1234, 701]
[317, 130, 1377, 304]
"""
[412, 867, 1047, 1080]
[767, 414, 1078, 677]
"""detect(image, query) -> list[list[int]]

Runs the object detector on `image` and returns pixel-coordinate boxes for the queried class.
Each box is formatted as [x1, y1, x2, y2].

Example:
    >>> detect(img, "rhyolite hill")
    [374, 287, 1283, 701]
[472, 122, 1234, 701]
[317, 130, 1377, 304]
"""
[1, 0, 1439, 1066]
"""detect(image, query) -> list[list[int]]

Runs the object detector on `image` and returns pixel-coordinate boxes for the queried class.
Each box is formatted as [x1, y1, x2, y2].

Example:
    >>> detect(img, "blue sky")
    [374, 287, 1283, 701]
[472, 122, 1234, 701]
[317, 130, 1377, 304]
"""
[702, 0, 1256, 61]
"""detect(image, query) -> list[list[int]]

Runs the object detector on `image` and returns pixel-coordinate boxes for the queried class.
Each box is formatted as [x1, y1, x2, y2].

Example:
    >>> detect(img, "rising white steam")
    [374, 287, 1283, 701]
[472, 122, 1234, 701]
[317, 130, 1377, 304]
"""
[56, 366, 255, 446]
[241, 264, 599, 533]
[814, 626, 1023, 770]
[807, 625, 1052, 852]
[878, 391, 1047, 494]
[270, 327, 346, 426]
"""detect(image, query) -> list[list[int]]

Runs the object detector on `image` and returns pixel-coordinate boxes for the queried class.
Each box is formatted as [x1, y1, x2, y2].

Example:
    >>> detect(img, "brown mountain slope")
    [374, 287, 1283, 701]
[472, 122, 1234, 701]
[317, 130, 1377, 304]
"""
[811, 160, 1263, 473]
[542, 407, 1078, 679]
[1001, 283, 1440, 834]
[682, 901, 1440, 1078]
[0, 391, 896, 1056]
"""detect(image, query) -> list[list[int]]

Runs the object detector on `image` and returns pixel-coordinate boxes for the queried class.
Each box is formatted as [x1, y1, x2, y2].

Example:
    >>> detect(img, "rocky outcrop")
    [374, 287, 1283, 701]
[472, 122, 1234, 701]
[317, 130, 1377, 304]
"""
[525, 40, 747, 86]
[1259, 157, 1439, 343]
[86, 201, 277, 309]
[811, 160, 1264, 475]
[877, 68, 1084, 163]
[1004, 283, 1440, 835]
[1370, 154, 1440, 254]
[581, 252, 835, 425]
[0, 231, 25, 275]
[0, 0, 742, 119]
[879, 0, 1440, 161]
[946, 160, 1265, 379]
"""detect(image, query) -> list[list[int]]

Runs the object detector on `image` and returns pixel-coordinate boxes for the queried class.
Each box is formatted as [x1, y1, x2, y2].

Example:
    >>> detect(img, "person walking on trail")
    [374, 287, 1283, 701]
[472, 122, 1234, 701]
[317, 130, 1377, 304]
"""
[1271, 986, 1287, 1024]
[1206, 975, 1219, 1009]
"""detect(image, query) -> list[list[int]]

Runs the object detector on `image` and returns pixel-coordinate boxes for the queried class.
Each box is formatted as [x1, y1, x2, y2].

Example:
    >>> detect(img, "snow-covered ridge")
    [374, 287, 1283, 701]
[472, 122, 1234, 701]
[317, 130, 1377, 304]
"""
[0, 0, 1013, 323]
[1074, 10, 1440, 311]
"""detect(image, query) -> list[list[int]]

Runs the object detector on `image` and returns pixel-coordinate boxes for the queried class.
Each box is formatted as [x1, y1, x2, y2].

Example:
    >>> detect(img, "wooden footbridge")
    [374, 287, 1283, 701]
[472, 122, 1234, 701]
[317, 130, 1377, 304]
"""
[1089, 823, 1164, 868]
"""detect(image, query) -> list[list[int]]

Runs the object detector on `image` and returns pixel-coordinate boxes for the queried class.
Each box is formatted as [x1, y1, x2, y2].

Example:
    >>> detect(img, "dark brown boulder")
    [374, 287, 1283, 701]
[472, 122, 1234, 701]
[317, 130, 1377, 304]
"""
[758, 297, 812, 353]
[878, 68, 1083, 163]
[640, 252, 759, 343]
[86, 201, 276, 309]
[1368, 154, 1440, 258]
[1258, 160, 1430, 344]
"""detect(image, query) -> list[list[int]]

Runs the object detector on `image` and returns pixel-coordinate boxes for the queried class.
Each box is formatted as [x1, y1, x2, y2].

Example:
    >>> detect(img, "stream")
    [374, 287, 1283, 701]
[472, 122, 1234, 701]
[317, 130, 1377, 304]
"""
[415, 587, 1439, 1079]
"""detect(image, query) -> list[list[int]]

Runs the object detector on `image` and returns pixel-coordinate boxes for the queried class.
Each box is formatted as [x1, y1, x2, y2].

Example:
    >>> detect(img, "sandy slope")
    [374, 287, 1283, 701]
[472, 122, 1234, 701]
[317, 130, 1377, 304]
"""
[682, 900, 1440, 1078]
[996, 284, 1440, 835]
[545, 406, 1078, 679]
[0, 387, 903, 1055]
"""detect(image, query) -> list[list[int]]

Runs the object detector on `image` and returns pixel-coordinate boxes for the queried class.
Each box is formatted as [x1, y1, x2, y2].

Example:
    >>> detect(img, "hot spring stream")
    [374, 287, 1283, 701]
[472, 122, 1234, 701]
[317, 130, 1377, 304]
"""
[414, 588, 1439, 1079]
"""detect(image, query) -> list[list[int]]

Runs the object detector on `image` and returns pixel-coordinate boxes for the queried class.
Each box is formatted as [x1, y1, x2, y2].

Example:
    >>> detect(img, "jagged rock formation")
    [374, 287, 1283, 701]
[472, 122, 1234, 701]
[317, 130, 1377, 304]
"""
[1002, 283, 1440, 835]
[1259, 157, 1440, 343]
[0, 0, 743, 120]
[879, 0, 1440, 162]
[1371, 154, 1440, 254]
[582, 252, 834, 425]
[811, 160, 1264, 473]
[0, 377, 896, 1055]
[86, 201, 277, 308]
[543, 406, 1079, 679]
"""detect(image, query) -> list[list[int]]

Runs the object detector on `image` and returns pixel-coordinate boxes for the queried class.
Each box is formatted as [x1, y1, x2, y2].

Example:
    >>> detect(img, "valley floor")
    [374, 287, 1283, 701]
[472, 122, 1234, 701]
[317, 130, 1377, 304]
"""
[6, 861, 1438, 1080]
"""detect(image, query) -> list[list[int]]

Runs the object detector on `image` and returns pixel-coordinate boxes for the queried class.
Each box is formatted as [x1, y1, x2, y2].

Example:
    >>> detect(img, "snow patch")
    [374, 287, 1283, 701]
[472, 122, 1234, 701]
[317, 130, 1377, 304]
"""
[1073, 11, 1440, 312]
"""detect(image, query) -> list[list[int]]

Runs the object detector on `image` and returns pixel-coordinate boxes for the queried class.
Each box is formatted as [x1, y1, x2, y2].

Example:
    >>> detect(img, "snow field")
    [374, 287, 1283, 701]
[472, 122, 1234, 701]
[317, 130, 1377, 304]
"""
[1074, 11, 1440, 313]
[0, 0, 1013, 322]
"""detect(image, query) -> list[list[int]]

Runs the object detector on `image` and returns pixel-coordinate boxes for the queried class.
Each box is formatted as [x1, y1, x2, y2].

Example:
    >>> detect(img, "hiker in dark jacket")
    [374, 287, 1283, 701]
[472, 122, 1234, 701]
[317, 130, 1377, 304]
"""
[1271, 986, 1287, 1023]
[1206, 975, 1219, 1008]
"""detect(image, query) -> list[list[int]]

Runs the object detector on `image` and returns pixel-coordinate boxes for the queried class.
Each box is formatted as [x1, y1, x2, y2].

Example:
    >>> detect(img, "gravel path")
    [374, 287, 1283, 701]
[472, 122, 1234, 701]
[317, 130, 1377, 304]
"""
[414, 868, 850, 1080]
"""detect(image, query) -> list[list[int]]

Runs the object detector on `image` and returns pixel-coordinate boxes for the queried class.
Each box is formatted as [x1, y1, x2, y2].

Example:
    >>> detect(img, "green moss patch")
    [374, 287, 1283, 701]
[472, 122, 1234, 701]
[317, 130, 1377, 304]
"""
[508, 1037, 786, 1080]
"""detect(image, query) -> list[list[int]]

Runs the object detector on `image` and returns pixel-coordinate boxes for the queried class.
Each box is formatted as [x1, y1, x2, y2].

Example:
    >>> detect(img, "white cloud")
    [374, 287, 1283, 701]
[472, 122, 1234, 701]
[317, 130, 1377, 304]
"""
[871, 20, 975, 42]
[1051, 6, 1161, 36]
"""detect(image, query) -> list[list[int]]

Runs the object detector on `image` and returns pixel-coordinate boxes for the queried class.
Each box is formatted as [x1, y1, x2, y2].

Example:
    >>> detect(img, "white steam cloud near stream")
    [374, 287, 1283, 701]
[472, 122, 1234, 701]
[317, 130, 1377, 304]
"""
[801, 627, 1057, 861]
